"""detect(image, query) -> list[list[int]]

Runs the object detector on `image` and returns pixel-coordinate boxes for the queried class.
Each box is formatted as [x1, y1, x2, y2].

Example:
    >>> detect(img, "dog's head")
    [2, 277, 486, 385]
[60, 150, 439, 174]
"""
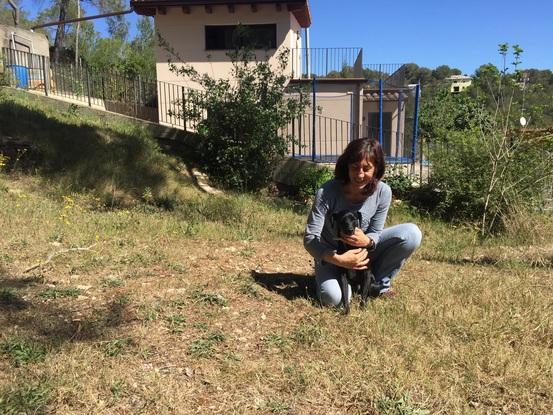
[331, 210, 362, 237]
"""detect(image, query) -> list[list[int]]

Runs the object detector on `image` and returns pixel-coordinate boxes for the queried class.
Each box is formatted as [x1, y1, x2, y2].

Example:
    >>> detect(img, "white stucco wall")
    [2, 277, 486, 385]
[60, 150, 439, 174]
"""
[154, 4, 300, 88]
[0, 25, 49, 56]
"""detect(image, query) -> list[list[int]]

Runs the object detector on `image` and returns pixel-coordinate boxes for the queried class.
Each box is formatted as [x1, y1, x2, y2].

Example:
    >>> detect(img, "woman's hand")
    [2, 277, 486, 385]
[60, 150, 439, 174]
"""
[323, 248, 369, 270]
[340, 228, 371, 248]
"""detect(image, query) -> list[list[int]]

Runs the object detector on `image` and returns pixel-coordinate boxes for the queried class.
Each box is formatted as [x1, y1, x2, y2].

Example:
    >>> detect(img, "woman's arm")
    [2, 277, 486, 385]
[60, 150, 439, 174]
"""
[303, 187, 335, 260]
[365, 184, 392, 248]
[304, 186, 370, 270]
[321, 248, 369, 270]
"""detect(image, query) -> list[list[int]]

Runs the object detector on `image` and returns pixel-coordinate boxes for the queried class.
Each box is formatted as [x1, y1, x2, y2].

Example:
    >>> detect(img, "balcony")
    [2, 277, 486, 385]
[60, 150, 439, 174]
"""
[290, 47, 363, 79]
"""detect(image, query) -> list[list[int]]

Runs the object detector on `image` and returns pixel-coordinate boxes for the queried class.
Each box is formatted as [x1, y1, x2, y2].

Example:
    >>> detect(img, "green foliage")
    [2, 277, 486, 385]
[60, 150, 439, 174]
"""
[420, 44, 553, 235]
[420, 88, 491, 142]
[384, 167, 414, 200]
[168, 42, 308, 191]
[0, 382, 51, 415]
[191, 289, 228, 307]
[423, 131, 490, 221]
[0, 336, 47, 367]
[38, 287, 82, 299]
[291, 323, 325, 347]
[187, 330, 226, 358]
[102, 337, 133, 357]
[376, 394, 430, 415]
[294, 164, 333, 198]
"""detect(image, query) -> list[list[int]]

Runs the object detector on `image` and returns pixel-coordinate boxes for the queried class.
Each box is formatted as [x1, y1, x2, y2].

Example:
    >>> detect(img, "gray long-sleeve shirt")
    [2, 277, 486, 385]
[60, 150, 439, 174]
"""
[303, 179, 392, 260]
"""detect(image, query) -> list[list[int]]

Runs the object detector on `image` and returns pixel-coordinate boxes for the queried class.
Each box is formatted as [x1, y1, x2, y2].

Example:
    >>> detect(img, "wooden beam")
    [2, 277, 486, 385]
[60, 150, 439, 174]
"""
[228, 4, 235, 13]
[205, 5, 212, 13]
[251, 3, 257, 12]
[182, 5, 190, 14]
[158, 6, 166, 14]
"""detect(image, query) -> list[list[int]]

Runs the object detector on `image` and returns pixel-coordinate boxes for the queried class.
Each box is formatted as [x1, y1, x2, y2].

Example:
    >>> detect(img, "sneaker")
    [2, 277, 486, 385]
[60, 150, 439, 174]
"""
[378, 288, 396, 299]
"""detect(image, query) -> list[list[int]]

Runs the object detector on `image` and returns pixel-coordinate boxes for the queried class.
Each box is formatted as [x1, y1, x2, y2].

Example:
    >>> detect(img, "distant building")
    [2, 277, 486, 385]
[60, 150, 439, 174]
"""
[446, 74, 472, 93]
[0, 24, 50, 89]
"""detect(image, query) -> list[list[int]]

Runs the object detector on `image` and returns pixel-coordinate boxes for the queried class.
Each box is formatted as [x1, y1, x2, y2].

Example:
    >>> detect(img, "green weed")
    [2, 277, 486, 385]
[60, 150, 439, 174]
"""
[291, 323, 325, 347]
[102, 337, 133, 357]
[0, 336, 47, 367]
[263, 333, 290, 350]
[187, 330, 225, 358]
[38, 287, 82, 299]
[191, 289, 228, 307]
[101, 277, 124, 288]
[0, 382, 51, 415]
[375, 394, 430, 415]
[165, 314, 186, 333]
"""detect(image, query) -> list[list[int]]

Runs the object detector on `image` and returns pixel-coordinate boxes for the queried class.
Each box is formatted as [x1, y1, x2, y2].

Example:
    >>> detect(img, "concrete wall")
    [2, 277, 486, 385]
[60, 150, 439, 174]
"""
[154, 4, 300, 88]
[0, 25, 49, 56]
[363, 98, 406, 158]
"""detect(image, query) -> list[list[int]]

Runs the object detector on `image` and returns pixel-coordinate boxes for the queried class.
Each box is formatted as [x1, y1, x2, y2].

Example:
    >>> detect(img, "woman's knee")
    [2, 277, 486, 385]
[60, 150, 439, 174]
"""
[401, 223, 422, 251]
[318, 279, 348, 307]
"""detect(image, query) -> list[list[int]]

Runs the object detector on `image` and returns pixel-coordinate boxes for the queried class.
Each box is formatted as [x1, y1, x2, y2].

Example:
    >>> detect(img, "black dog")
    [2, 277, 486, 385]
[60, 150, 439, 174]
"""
[332, 210, 380, 314]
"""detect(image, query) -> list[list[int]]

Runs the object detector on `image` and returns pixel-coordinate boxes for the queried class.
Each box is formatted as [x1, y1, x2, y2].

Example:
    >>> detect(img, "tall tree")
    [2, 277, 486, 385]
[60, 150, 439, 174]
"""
[52, 0, 70, 64]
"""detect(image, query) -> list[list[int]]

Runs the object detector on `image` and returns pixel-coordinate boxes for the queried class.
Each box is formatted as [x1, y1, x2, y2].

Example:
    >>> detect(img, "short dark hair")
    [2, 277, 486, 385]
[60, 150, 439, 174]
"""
[334, 138, 386, 196]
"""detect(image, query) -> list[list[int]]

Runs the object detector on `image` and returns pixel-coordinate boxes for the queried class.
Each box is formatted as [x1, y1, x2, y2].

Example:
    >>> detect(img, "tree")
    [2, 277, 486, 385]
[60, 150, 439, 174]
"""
[419, 44, 553, 236]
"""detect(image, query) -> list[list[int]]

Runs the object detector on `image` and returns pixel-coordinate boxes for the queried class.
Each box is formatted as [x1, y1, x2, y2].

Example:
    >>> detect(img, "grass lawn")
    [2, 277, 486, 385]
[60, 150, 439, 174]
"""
[1, 88, 552, 414]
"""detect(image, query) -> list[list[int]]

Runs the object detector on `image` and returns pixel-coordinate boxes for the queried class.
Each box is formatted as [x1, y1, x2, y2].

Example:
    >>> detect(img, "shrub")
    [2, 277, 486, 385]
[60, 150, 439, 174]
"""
[294, 164, 333, 198]
[422, 45, 553, 235]
[164, 36, 308, 191]
[384, 167, 414, 200]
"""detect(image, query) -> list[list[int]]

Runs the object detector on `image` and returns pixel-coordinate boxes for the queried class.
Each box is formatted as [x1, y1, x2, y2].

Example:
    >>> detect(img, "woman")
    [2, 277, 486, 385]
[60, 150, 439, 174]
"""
[304, 138, 422, 307]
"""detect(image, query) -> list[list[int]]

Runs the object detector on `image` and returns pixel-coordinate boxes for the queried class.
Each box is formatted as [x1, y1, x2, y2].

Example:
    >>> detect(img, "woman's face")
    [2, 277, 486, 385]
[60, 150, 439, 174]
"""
[348, 156, 375, 190]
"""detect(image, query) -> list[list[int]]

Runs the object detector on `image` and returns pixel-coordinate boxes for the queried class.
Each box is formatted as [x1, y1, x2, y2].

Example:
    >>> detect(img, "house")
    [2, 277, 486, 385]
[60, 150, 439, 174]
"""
[131, 0, 309, 84]
[130, 0, 414, 162]
[446, 74, 472, 93]
[0, 24, 49, 89]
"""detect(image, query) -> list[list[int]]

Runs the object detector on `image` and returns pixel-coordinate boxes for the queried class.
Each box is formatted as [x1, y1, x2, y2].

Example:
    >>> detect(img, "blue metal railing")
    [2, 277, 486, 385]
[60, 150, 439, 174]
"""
[281, 114, 416, 164]
[363, 63, 406, 88]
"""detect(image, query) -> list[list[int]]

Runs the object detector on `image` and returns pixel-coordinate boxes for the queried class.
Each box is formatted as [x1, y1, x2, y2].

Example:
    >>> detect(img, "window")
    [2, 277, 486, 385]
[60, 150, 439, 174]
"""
[205, 24, 277, 50]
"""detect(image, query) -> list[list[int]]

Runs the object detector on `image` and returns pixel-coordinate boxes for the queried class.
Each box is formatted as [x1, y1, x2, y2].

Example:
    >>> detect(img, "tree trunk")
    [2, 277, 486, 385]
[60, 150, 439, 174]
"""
[53, 0, 70, 64]
[75, 0, 80, 66]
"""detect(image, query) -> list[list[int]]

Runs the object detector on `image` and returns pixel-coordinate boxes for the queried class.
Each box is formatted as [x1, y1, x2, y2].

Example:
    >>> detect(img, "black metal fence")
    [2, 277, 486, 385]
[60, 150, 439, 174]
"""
[1, 47, 209, 128]
[1, 47, 423, 169]
[291, 47, 363, 79]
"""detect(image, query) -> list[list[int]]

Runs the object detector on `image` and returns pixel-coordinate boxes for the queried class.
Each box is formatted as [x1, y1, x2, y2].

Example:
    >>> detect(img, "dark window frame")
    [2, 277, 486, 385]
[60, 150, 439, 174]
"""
[205, 24, 277, 51]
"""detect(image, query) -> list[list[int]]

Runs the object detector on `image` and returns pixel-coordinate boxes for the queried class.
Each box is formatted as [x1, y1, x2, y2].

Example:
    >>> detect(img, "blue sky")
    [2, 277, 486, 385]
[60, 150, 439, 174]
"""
[16, 0, 553, 75]
[309, 0, 553, 75]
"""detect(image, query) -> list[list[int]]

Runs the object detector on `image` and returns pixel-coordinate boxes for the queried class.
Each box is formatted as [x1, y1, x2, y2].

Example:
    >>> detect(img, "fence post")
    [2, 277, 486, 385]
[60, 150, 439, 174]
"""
[395, 91, 402, 160]
[41, 55, 49, 96]
[291, 117, 296, 158]
[101, 76, 106, 102]
[85, 67, 92, 107]
[411, 82, 421, 175]
[312, 76, 317, 162]
[378, 77, 383, 145]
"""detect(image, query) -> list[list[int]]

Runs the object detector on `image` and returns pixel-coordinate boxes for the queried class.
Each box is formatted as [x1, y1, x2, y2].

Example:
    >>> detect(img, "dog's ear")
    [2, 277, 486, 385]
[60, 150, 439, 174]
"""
[331, 213, 339, 226]
[356, 211, 363, 228]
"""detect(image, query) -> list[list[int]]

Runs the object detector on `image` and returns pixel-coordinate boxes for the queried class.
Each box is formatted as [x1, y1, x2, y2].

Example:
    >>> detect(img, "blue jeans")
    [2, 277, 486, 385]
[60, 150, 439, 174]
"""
[315, 223, 422, 307]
